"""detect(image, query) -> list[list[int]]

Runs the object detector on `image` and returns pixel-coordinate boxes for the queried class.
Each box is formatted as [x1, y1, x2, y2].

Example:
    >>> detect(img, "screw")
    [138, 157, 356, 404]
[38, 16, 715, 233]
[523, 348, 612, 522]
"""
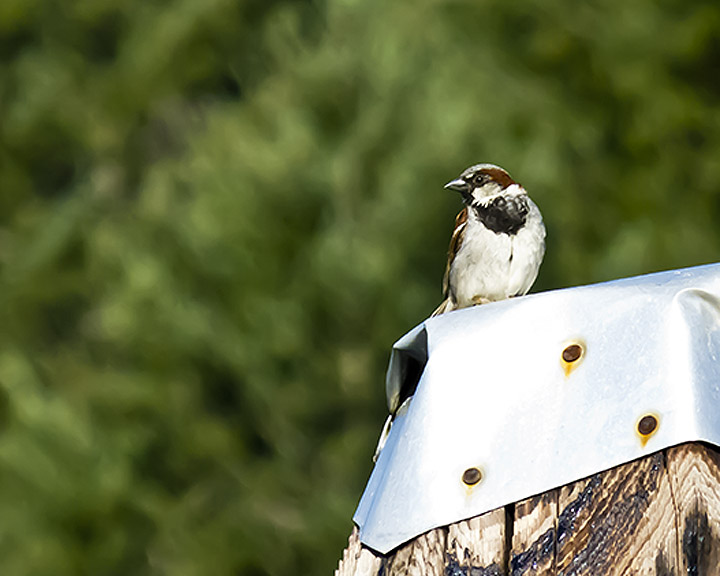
[462, 467, 482, 486]
[562, 344, 583, 363]
[638, 415, 658, 436]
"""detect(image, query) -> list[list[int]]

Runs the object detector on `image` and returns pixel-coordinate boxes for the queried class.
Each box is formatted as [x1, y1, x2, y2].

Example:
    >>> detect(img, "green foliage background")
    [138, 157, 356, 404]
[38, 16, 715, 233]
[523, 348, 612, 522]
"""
[1, 0, 720, 574]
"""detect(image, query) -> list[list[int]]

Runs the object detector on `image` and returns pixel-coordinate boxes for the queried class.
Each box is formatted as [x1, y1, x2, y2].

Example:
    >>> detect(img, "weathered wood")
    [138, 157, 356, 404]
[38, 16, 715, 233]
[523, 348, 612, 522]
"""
[666, 443, 720, 574]
[510, 492, 557, 575]
[335, 442, 720, 575]
[335, 526, 382, 576]
[384, 528, 446, 576]
[553, 451, 677, 575]
[447, 508, 509, 575]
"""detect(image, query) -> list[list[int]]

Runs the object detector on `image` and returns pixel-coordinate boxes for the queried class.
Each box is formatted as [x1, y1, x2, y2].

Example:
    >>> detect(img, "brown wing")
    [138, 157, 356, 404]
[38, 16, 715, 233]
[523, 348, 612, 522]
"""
[441, 207, 468, 298]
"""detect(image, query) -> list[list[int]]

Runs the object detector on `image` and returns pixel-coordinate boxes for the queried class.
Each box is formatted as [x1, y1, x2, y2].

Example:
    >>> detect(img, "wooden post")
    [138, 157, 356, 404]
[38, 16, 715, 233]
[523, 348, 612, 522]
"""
[336, 442, 720, 575]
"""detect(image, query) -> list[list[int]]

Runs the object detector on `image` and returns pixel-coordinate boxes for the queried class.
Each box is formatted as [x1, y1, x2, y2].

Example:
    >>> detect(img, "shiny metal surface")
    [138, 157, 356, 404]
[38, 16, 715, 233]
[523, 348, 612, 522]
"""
[354, 263, 720, 554]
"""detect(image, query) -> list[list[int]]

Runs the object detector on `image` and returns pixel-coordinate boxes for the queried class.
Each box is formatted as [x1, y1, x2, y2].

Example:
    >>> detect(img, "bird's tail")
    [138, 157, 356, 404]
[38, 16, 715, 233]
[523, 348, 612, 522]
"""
[372, 415, 393, 462]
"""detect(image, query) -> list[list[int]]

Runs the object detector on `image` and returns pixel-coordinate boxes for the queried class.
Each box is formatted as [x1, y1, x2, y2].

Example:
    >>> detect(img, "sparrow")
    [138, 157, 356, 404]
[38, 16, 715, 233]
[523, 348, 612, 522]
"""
[433, 163, 546, 316]
[373, 164, 545, 462]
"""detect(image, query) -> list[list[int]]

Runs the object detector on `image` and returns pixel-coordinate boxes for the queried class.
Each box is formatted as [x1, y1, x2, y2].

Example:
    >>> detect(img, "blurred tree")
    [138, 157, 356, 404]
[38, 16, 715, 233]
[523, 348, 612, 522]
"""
[1, 0, 720, 574]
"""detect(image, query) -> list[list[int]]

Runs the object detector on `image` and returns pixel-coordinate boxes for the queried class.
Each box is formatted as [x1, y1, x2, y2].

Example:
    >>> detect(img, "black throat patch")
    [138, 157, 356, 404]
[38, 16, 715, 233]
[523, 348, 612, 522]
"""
[473, 195, 529, 235]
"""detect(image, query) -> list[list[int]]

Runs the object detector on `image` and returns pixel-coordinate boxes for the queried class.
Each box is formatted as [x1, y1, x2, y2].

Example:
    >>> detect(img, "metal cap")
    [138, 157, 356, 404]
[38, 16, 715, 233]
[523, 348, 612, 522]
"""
[355, 263, 720, 553]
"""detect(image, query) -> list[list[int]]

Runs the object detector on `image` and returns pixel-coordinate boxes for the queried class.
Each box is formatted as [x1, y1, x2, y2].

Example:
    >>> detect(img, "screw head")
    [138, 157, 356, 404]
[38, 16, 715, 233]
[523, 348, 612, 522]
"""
[638, 414, 658, 436]
[462, 467, 482, 486]
[562, 344, 583, 363]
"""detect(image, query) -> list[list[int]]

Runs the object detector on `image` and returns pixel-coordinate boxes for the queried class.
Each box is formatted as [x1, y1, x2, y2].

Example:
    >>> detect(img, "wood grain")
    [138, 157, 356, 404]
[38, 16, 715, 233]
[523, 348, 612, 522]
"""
[510, 492, 557, 575]
[666, 443, 720, 575]
[384, 527, 446, 576]
[554, 451, 677, 575]
[446, 507, 509, 575]
[334, 526, 382, 576]
[335, 443, 720, 575]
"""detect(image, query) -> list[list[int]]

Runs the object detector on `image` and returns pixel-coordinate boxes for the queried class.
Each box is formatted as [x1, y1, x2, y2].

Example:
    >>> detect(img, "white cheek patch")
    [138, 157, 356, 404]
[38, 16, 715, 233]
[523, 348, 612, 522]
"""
[470, 182, 504, 203]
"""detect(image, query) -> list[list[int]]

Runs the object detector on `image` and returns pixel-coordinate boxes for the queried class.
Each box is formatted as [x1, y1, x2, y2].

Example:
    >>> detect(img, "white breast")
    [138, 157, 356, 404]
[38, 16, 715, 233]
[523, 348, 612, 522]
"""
[449, 198, 545, 308]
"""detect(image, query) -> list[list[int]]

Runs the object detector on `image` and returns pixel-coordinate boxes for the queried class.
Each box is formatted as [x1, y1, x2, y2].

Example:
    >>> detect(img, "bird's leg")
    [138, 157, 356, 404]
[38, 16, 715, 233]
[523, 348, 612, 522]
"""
[471, 295, 492, 305]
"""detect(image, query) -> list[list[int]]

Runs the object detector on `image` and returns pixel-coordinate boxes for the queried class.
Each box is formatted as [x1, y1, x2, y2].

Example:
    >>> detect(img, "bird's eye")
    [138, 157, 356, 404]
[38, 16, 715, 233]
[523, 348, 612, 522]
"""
[473, 174, 486, 185]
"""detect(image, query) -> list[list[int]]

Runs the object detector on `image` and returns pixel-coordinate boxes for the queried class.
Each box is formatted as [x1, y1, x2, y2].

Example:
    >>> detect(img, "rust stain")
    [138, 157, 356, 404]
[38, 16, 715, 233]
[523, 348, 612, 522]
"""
[561, 340, 585, 377]
[636, 413, 660, 447]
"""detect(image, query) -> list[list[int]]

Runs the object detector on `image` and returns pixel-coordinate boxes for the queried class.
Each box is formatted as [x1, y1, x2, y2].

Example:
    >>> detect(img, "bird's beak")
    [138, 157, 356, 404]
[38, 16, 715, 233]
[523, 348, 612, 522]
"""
[444, 178, 469, 193]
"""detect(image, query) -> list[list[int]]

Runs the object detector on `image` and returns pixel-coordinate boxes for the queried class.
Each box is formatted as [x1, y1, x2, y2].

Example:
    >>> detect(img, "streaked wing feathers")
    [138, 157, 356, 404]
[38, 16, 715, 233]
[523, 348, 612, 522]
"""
[442, 208, 468, 298]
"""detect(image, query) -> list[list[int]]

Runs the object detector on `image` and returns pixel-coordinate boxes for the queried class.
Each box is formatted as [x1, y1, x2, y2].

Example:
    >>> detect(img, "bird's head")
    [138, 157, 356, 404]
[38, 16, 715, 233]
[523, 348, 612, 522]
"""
[444, 164, 516, 205]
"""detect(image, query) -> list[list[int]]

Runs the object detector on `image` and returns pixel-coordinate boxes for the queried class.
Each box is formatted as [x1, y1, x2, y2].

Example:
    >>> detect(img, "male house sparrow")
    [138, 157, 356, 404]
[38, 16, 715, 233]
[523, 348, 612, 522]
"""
[433, 163, 546, 315]
[373, 164, 546, 462]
